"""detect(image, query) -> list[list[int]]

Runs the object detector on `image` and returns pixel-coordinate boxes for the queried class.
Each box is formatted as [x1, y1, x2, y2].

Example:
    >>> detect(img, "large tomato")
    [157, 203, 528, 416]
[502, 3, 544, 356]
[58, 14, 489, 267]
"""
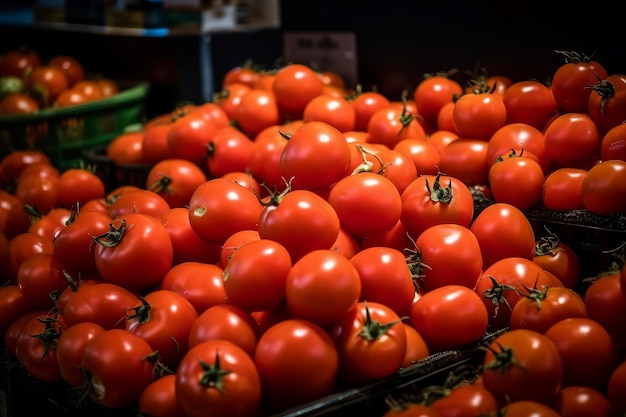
[272, 63, 323, 119]
[213, 82, 251, 120]
[55, 321, 105, 387]
[81, 328, 156, 409]
[138, 374, 186, 417]
[26, 64, 69, 106]
[235, 88, 282, 137]
[8, 231, 54, 285]
[49, 54, 84, 87]
[351, 89, 391, 131]
[502, 80, 559, 130]
[580, 159, 626, 215]
[0, 46, 41, 78]
[452, 92, 507, 140]
[258, 188, 340, 262]
[544, 112, 602, 168]
[437, 138, 490, 186]
[332, 301, 407, 385]
[549, 386, 613, 417]
[393, 137, 441, 177]
[247, 121, 297, 193]
[303, 93, 356, 132]
[167, 112, 219, 165]
[367, 103, 427, 148]
[485, 122, 550, 172]
[481, 328, 564, 406]
[159, 261, 227, 314]
[254, 318, 338, 412]
[0, 93, 40, 114]
[206, 125, 255, 177]
[142, 118, 174, 164]
[551, 50, 608, 113]
[413, 73, 463, 127]
[409, 284, 488, 353]
[488, 151, 545, 211]
[584, 272, 626, 351]
[376, 148, 419, 194]
[541, 167, 587, 212]
[16, 252, 69, 310]
[429, 383, 499, 417]
[92, 212, 174, 291]
[56, 168, 106, 209]
[146, 158, 208, 209]
[107, 188, 171, 219]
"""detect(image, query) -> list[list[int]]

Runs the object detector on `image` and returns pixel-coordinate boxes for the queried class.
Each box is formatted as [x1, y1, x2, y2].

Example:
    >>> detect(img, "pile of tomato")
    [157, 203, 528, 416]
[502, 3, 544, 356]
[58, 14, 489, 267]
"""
[1, 49, 626, 417]
[0, 46, 120, 114]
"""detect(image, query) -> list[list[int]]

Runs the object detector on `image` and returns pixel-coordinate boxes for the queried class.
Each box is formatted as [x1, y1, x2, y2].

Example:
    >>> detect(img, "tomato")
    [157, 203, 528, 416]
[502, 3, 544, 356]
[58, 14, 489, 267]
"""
[488, 151, 544, 211]
[56, 321, 105, 387]
[543, 112, 602, 168]
[141, 118, 174, 164]
[551, 50, 608, 113]
[54, 88, 88, 107]
[49, 55, 84, 87]
[81, 328, 156, 408]
[247, 123, 291, 192]
[235, 88, 282, 137]
[106, 130, 145, 165]
[351, 89, 391, 132]
[15, 311, 67, 382]
[26, 65, 69, 106]
[475, 257, 564, 331]
[607, 360, 626, 415]
[375, 148, 419, 194]
[159, 207, 221, 266]
[409, 284, 488, 353]
[452, 92, 507, 140]
[159, 263, 225, 315]
[302, 93, 356, 132]
[332, 301, 407, 384]
[350, 246, 416, 317]
[502, 80, 559, 130]
[586, 73, 626, 134]
[498, 400, 562, 417]
[14, 173, 60, 215]
[584, 272, 626, 352]
[549, 386, 613, 417]
[258, 188, 340, 262]
[56, 167, 106, 209]
[532, 229, 581, 289]
[280, 120, 351, 191]
[17, 252, 68, 309]
[367, 103, 427, 148]
[72, 79, 104, 102]
[223, 64, 261, 88]
[580, 159, 626, 215]
[481, 328, 564, 405]
[414, 223, 482, 292]
[486, 122, 550, 172]
[139, 374, 186, 417]
[328, 171, 402, 239]
[393, 138, 441, 176]
[188, 101, 230, 129]
[107, 185, 171, 218]
[8, 231, 54, 285]
[0, 190, 23, 232]
[285, 249, 361, 327]
[205, 125, 254, 178]
[541, 167, 587, 211]
[272, 63, 323, 119]
[220, 170, 262, 195]
[188, 303, 261, 357]
[429, 383, 499, 417]
[28, 206, 70, 243]
[220, 229, 261, 267]
[509, 285, 588, 334]
[437, 138, 490, 186]
[0, 285, 31, 338]
[0, 92, 39, 114]
[92, 212, 173, 291]
[213, 82, 251, 120]
[254, 318, 338, 411]
[0, 149, 51, 182]
[166, 112, 219, 165]
[125, 289, 198, 368]
[600, 122, 626, 162]
[146, 158, 207, 209]
[400, 322, 429, 367]
[401, 172, 474, 240]
[0, 46, 41, 78]
[413, 74, 463, 127]
[187, 178, 263, 244]
[96, 77, 119, 97]
[223, 238, 292, 312]
[470, 203, 536, 269]
[437, 101, 457, 133]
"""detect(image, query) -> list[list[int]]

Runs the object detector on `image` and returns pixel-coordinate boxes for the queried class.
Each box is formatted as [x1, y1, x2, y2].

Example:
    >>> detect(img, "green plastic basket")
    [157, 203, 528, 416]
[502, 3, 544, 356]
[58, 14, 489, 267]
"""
[0, 82, 149, 171]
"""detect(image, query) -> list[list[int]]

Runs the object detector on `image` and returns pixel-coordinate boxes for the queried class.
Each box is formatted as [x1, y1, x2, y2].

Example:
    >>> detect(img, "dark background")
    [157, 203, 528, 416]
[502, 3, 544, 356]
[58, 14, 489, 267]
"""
[0, 0, 624, 119]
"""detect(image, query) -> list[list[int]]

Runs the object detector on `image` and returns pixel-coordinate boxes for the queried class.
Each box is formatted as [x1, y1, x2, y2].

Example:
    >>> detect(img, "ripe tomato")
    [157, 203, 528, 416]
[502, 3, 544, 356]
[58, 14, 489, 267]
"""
[14, 173, 60, 215]
[600, 122, 626, 162]
[141, 118, 174, 164]
[375, 148, 418, 194]
[587, 73, 626, 134]
[393, 137, 441, 176]
[0, 93, 40, 114]
[139, 374, 186, 417]
[488, 151, 544, 211]
[159, 262, 226, 315]
[247, 122, 292, 192]
[0, 46, 41, 78]
[486, 122, 550, 172]
[223, 64, 261, 88]
[188, 101, 230, 129]
[502, 80, 559, 130]
[223, 238, 292, 312]
[541, 167, 587, 211]
[26, 65, 69, 106]
[285, 249, 362, 327]
[56, 321, 105, 387]
[166, 112, 219, 165]
[437, 138, 490, 186]
[0, 149, 51, 182]
[549, 386, 613, 417]
[367, 104, 427, 148]
[72, 79, 104, 102]
[400, 322, 430, 367]
[543, 112, 602, 168]
[401, 172, 475, 239]
[82, 328, 156, 408]
[350, 246, 416, 317]
[258, 188, 340, 262]
[235, 88, 282, 137]
[481, 328, 564, 405]
[213, 82, 251, 120]
[0, 285, 31, 341]
[328, 171, 403, 239]
[220, 228, 261, 267]
[272, 63, 323, 119]
[56, 167, 106, 209]
[96, 77, 119, 97]
[92, 213, 174, 291]
[551, 50, 608, 113]
[8, 231, 54, 285]
[17, 252, 69, 310]
[187, 178, 263, 244]
[254, 318, 338, 411]
[332, 301, 407, 385]
[54, 88, 87, 107]
[470, 203, 536, 269]
[452, 92, 507, 140]
[580, 159, 626, 215]
[28, 206, 70, 243]
[409, 284, 488, 353]
[532, 229, 581, 289]
[413, 74, 463, 127]
[351, 89, 391, 132]
[429, 383, 499, 417]
[303, 93, 356, 132]
[146, 158, 207, 209]
[206, 125, 255, 178]
[607, 360, 626, 415]
[49, 55, 84, 87]
[106, 130, 145, 165]
[584, 272, 626, 351]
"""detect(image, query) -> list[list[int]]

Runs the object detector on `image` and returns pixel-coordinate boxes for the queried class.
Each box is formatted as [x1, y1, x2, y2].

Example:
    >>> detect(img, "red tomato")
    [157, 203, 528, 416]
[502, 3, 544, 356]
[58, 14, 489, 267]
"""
[488, 151, 545, 211]
[437, 138, 490, 186]
[351, 89, 391, 132]
[0, 93, 40, 114]
[56, 322, 105, 387]
[393, 137, 441, 176]
[235, 88, 282, 137]
[54, 88, 88, 107]
[0, 46, 41, 78]
[401, 172, 475, 239]
[8, 231, 54, 285]
[580, 159, 626, 215]
[541, 167, 587, 211]
[142, 119, 174, 164]
[584, 272, 626, 351]
[280, 120, 351, 191]
[106, 130, 145, 165]
[332, 301, 407, 385]
[486, 122, 550, 172]
[303, 93, 356, 132]
[601, 122, 626, 162]
[470, 203, 536, 269]
[167, 112, 219, 165]
[17, 252, 69, 310]
[498, 401, 562, 417]
[452, 92, 507, 140]
[367, 104, 427, 148]
[532, 229, 581, 289]
[414, 74, 464, 127]
[254, 318, 338, 411]
[551, 50, 608, 113]
[146, 158, 208, 209]
[214, 82, 251, 120]
[26, 64, 69, 105]
[437, 101, 458, 133]
[481, 328, 564, 405]
[223, 64, 261, 88]
[28, 206, 70, 243]
[0, 285, 31, 338]
[188, 303, 261, 357]
[587, 73, 626, 134]
[376, 148, 419, 194]
[0, 149, 51, 182]
[429, 383, 499, 417]
[72, 80, 104, 102]
[223, 238, 292, 312]
[285, 249, 361, 327]
[49, 55, 84, 87]
[543, 112, 602, 168]
[81, 328, 156, 408]
[14, 174, 60, 215]
[549, 386, 613, 417]
[607, 360, 626, 415]
[502, 80, 559, 130]
[159, 262, 227, 315]
[400, 322, 430, 367]
[220, 229, 261, 267]
[188, 101, 230, 129]
[220, 170, 262, 195]
[409, 284, 488, 353]
[327, 172, 403, 239]
[187, 178, 263, 244]
[56, 168, 106, 209]
[206, 125, 255, 177]
[350, 246, 416, 317]
[272, 63, 323, 119]
[139, 374, 187, 417]
[247, 123, 291, 192]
